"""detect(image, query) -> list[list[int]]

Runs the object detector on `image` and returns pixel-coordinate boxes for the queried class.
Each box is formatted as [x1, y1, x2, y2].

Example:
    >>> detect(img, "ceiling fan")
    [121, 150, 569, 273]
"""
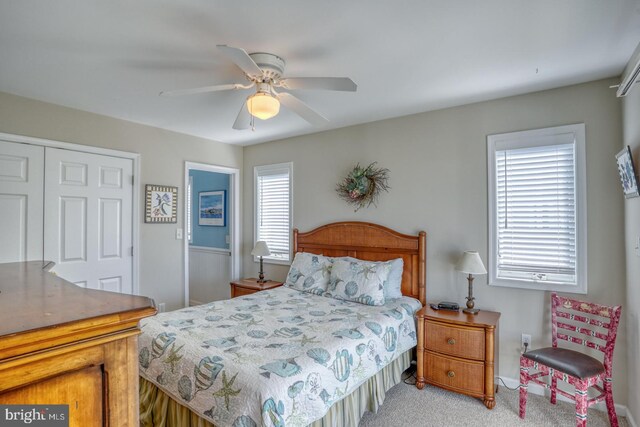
[160, 45, 357, 130]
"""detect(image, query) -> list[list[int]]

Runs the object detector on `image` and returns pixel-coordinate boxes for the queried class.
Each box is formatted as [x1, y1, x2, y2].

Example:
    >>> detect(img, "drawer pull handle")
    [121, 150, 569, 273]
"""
[447, 338, 456, 345]
[447, 370, 455, 378]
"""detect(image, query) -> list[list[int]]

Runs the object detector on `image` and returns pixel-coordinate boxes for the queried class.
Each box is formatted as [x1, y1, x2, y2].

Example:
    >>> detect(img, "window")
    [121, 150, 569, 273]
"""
[487, 124, 587, 293]
[254, 162, 293, 263]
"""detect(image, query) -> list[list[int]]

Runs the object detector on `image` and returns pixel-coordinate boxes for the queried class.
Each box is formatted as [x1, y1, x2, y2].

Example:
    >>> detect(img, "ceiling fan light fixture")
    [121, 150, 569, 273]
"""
[247, 92, 280, 120]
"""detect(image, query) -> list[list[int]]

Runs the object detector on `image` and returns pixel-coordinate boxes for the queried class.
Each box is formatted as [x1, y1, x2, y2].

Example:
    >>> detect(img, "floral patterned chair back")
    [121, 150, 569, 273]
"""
[551, 293, 621, 375]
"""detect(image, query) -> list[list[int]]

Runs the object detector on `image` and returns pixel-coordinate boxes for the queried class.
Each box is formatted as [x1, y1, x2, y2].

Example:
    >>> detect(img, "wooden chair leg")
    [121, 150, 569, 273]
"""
[604, 379, 619, 427]
[519, 365, 529, 419]
[575, 383, 588, 427]
[550, 375, 557, 404]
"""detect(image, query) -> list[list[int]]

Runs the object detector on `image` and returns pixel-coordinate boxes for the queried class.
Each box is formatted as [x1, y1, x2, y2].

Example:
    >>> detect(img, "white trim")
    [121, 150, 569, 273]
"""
[253, 162, 293, 264]
[628, 408, 639, 427]
[189, 299, 204, 307]
[189, 245, 231, 255]
[487, 123, 587, 294]
[0, 132, 141, 295]
[499, 376, 630, 419]
[184, 161, 240, 308]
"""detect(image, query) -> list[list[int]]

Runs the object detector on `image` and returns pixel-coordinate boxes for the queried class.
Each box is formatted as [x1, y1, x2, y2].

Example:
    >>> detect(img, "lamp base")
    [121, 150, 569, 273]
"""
[463, 308, 480, 315]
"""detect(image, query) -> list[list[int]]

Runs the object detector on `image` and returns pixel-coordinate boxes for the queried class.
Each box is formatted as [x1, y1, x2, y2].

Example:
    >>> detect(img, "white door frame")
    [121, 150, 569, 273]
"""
[184, 161, 240, 307]
[0, 132, 141, 294]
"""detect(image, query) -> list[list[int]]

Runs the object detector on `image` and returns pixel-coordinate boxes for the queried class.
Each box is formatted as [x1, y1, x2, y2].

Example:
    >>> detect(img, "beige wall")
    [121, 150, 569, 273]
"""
[243, 78, 629, 404]
[622, 88, 640, 422]
[0, 91, 243, 311]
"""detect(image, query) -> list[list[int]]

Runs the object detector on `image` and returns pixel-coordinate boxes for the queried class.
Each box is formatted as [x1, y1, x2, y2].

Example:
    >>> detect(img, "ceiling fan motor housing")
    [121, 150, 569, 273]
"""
[249, 52, 286, 80]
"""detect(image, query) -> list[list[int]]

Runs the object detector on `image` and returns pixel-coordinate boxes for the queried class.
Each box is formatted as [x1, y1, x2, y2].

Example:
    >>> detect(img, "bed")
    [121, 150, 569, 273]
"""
[139, 222, 426, 427]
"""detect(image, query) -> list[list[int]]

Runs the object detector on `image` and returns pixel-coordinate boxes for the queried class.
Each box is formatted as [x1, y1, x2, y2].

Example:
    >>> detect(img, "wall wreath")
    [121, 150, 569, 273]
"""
[336, 162, 390, 211]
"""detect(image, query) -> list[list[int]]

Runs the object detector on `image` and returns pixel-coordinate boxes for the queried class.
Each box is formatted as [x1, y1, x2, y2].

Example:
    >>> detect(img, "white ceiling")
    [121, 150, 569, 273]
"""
[1, 1, 639, 146]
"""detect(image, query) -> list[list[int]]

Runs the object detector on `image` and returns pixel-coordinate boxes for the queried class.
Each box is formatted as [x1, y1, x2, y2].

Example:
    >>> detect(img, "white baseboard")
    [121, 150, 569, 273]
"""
[499, 376, 631, 422]
[189, 299, 204, 306]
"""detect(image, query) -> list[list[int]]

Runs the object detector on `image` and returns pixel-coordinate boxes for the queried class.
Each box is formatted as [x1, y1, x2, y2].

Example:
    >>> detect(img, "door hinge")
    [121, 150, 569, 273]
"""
[131, 175, 134, 185]
[130, 246, 134, 256]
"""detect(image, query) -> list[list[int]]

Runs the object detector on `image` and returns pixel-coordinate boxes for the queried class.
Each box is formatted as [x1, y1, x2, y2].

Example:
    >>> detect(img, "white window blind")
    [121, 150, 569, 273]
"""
[496, 143, 576, 284]
[255, 163, 292, 262]
[488, 124, 587, 294]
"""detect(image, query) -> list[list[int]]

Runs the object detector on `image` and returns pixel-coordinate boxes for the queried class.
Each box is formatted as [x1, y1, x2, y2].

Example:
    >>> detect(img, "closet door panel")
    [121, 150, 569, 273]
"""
[44, 148, 133, 294]
[0, 141, 44, 262]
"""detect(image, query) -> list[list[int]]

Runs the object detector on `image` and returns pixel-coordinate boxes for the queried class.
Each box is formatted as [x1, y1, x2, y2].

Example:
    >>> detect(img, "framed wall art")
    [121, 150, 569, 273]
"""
[199, 190, 226, 226]
[616, 146, 639, 199]
[145, 185, 178, 223]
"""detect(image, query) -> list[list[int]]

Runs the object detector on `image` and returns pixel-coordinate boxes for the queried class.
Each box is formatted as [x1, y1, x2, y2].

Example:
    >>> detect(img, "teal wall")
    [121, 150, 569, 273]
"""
[190, 169, 230, 249]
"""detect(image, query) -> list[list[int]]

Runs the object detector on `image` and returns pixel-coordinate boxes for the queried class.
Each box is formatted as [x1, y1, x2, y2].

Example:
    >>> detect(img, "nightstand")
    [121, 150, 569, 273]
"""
[230, 278, 283, 298]
[415, 305, 500, 409]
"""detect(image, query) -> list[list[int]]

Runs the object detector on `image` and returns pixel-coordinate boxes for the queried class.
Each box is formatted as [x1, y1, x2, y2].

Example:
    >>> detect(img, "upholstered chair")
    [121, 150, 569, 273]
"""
[519, 292, 622, 427]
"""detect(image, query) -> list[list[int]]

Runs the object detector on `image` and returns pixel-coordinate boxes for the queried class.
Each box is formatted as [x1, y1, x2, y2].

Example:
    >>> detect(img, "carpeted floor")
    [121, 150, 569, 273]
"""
[360, 373, 628, 426]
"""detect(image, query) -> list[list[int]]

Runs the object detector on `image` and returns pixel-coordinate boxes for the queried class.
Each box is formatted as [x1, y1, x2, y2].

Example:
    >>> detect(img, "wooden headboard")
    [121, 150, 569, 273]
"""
[293, 222, 426, 306]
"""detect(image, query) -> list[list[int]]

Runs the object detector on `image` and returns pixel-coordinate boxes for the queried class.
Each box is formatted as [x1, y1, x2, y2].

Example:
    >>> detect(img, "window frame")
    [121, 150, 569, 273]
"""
[487, 123, 587, 294]
[254, 162, 293, 265]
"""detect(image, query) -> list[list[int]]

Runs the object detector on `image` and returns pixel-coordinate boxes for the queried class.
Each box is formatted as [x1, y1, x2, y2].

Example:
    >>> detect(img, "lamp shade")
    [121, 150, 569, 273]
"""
[251, 241, 271, 257]
[247, 92, 280, 120]
[455, 251, 487, 275]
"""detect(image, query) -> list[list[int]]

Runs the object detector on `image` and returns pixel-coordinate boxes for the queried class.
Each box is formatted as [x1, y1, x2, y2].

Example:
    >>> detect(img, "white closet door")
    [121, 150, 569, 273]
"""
[0, 141, 44, 262]
[44, 147, 134, 294]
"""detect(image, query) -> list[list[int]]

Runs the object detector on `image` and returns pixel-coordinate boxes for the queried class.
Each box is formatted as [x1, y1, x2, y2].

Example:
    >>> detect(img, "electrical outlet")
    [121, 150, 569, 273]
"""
[158, 302, 166, 313]
[176, 229, 183, 240]
[521, 333, 531, 348]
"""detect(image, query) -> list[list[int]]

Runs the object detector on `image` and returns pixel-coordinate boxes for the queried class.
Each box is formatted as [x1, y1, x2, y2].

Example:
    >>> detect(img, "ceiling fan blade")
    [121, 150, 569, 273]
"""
[232, 101, 251, 130]
[160, 83, 241, 97]
[217, 45, 263, 77]
[279, 77, 357, 92]
[277, 92, 328, 126]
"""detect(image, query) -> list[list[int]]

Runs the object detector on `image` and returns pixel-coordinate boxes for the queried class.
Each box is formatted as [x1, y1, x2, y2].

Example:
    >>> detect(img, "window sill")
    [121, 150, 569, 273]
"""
[488, 277, 587, 294]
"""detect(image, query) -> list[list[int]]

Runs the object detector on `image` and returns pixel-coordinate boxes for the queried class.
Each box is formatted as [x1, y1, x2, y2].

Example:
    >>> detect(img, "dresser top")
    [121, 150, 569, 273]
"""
[0, 261, 156, 339]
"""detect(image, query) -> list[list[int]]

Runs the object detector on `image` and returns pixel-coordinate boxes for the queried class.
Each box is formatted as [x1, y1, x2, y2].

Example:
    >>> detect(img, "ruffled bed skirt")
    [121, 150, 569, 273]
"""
[140, 350, 411, 427]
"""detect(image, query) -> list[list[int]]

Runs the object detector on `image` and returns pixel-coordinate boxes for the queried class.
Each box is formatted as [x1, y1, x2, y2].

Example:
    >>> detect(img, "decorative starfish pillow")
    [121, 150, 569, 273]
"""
[326, 259, 391, 306]
[284, 252, 332, 295]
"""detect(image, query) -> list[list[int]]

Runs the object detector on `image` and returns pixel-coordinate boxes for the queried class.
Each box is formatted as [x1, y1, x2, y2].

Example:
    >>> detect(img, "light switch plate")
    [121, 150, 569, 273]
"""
[176, 228, 183, 240]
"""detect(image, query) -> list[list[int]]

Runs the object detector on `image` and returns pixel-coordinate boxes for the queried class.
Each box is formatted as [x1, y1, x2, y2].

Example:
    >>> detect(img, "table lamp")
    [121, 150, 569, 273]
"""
[455, 251, 487, 314]
[251, 241, 271, 283]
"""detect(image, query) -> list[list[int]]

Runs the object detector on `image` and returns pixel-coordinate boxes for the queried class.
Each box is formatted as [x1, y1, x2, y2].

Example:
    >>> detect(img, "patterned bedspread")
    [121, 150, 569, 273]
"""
[138, 287, 421, 427]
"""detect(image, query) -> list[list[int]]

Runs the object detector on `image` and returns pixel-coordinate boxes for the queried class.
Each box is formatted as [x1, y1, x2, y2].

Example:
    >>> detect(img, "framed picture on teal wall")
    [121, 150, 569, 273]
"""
[199, 190, 226, 226]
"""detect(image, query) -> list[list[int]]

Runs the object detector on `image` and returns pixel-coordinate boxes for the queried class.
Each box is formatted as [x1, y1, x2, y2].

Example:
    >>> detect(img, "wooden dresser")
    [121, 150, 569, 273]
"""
[415, 305, 500, 409]
[230, 278, 283, 298]
[0, 261, 156, 426]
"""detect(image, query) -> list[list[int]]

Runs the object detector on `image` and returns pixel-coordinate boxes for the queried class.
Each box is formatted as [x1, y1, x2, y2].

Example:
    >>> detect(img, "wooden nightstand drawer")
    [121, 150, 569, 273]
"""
[425, 351, 485, 396]
[232, 286, 258, 298]
[425, 321, 485, 360]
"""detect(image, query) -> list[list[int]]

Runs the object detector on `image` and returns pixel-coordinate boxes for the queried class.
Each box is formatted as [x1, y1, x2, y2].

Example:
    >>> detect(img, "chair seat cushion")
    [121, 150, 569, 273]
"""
[522, 347, 604, 379]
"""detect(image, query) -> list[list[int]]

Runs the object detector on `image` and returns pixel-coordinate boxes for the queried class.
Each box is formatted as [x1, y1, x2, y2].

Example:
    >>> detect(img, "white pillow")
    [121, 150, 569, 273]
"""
[326, 259, 391, 306]
[332, 256, 403, 300]
[386, 258, 404, 300]
[284, 252, 332, 295]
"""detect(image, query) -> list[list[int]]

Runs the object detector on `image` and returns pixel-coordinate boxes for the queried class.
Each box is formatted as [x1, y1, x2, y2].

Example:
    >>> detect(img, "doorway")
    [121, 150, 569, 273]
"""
[184, 162, 240, 306]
